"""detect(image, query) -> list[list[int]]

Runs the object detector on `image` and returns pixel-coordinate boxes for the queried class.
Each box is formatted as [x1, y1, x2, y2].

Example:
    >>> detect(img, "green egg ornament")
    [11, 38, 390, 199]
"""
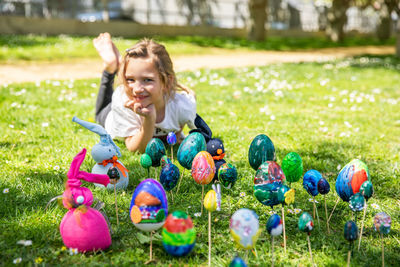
[248, 134, 275, 171]
[140, 153, 152, 169]
[281, 152, 303, 183]
[145, 138, 166, 167]
[177, 132, 206, 170]
[298, 212, 314, 233]
[360, 180, 373, 201]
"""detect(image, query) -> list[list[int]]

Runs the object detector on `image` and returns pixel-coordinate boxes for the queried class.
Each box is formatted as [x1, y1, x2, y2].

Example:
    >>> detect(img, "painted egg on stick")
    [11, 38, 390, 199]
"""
[229, 256, 247, 267]
[219, 163, 238, 189]
[204, 190, 217, 212]
[162, 210, 196, 257]
[177, 132, 206, 170]
[344, 221, 359, 242]
[230, 208, 261, 249]
[266, 214, 283, 236]
[140, 153, 152, 169]
[161, 155, 172, 168]
[303, 170, 322, 197]
[129, 179, 168, 231]
[191, 151, 215, 185]
[317, 178, 330, 195]
[167, 132, 177, 146]
[298, 212, 314, 233]
[281, 152, 303, 183]
[349, 192, 365, 212]
[160, 163, 180, 191]
[335, 159, 370, 202]
[374, 212, 391, 235]
[253, 161, 286, 208]
[145, 138, 166, 167]
[248, 134, 276, 171]
[360, 180, 373, 201]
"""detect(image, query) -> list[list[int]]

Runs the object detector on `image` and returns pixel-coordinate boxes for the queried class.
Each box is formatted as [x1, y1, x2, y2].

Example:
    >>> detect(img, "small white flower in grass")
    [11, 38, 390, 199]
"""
[287, 209, 294, 214]
[270, 115, 276, 121]
[90, 83, 97, 88]
[69, 248, 78, 255]
[3, 188, 9, 194]
[194, 212, 201, 217]
[9, 124, 14, 128]
[233, 91, 241, 99]
[20, 131, 26, 135]
[11, 102, 18, 107]
[337, 164, 342, 171]
[328, 103, 333, 108]
[53, 165, 60, 171]
[308, 198, 319, 204]
[240, 192, 246, 197]
[13, 257, 22, 264]
[42, 122, 49, 127]
[371, 203, 380, 210]
[319, 121, 325, 125]
[26, 177, 31, 181]
[17, 240, 32, 246]
[319, 127, 328, 133]
[294, 208, 302, 214]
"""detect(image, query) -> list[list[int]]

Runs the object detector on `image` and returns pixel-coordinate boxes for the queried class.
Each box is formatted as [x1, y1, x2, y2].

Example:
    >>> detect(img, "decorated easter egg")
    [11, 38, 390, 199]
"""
[219, 163, 238, 189]
[336, 159, 370, 202]
[177, 132, 207, 170]
[317, 178, 330, 195]
[160, 163, 180, 191]
[191, 151, 215, 185]
[161, 155, 172, 168]
[344, 221, 359, 242]
[162, 210, 196, 257]
[248, 134, 276, 171]
[140, 153, 152, 169]
[229, 256, 247, 267]
[167, 132, 177, 145]
[266, 214, 283, 236]
[129, 179, 168, 231]
[204, 190, 217, 212]
[230, 209, 261, 249]
[303, 170, 322, 197]
[253, 161, 286, 208]
[145, 138, 166, 167]
[349, 192, 365, 212]
[360, 180, 373, 201]
[298, 212, 314, 233]
[92, 161, 129, 190]
[374, 212, 391, 235]
[281, 152, 303, 183]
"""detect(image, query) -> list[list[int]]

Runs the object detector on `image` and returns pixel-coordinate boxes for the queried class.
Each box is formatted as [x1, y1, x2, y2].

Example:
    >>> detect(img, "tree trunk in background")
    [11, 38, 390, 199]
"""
[375, 0, 395, 41]
[248, 0, 268, 41]
[326, 0, 349, 42]
[396, 20, 400, 56]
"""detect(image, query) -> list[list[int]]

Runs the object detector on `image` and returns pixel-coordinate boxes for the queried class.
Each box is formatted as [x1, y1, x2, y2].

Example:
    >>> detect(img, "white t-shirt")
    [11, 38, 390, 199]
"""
[105, 85, 197, 139]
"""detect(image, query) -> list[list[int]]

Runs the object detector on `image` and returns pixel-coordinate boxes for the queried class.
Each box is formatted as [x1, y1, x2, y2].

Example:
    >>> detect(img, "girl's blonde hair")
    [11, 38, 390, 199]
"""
[119, 38, 190, 100]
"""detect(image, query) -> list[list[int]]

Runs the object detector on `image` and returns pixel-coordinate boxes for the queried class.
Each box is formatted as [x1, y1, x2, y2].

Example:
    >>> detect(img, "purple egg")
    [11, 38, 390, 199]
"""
[167, 132, 177, 145]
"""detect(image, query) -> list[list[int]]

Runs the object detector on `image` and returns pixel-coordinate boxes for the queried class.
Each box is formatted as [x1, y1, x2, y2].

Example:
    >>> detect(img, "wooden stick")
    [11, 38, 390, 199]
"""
[347, 249, 351, 267]
[114, 183, 119, 226]
[328, 197, 340, 223]
[281, 206, 287, 254]
[307, 234, 314, 267]
[271, 236, 275, 267]
[358, 199, 367, 251]
[324, 195, 330, 234]
[208, 211, 211, 267]
[314, 197, 320, 229]
[201, 185, 204, 215]
[175, 169, 185, 195]
[171, 147, 174, 162]
[381, 233, 384, 267]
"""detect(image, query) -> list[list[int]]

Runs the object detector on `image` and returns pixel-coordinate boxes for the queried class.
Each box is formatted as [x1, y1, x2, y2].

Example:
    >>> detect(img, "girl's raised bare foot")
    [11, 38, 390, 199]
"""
[93, 32, 120, 74]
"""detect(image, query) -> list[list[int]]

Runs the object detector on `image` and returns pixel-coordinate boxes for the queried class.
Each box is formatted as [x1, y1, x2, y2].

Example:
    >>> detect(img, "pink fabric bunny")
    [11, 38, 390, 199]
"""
[60, 148, 112, 252]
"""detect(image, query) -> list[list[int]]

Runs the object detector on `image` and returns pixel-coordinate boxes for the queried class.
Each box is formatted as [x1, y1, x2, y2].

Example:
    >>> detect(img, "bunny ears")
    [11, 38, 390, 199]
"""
[72, 116, 121, 157]
[67, 148, 110, 188]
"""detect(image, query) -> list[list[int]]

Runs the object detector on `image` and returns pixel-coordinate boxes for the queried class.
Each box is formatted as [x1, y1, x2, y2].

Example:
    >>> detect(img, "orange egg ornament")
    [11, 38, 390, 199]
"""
[191, 151, 216, 185]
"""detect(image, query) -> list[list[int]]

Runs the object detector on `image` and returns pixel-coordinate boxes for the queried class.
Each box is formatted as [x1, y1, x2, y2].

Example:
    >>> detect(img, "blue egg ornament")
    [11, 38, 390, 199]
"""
[303, 170, 322, 197]
[160, 163, 180, 191]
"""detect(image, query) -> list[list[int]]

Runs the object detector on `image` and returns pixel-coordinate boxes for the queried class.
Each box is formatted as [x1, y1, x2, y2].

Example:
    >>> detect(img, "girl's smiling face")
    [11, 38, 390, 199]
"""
[125, 57, 165, 109]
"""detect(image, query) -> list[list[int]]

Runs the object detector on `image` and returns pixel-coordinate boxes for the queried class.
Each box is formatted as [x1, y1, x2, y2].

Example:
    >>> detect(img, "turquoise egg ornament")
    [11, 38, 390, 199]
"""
[248, 134, 276, 171]
[349, 192, 365, 212]
[298, 212, 314, 233]
[177, 132, 206, 170]
[344, 220, 359, 242]
[229, 256, 247, 267]
[145, 138, 166, 167]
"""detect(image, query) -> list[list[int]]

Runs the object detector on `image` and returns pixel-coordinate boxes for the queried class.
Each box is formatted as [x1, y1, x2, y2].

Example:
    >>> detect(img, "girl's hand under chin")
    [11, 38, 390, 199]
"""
[125, 100, 156, 120]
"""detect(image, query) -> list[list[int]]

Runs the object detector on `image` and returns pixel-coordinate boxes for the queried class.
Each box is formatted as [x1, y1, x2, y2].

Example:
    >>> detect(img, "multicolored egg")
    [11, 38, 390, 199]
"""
[160, 163, 180, 191]
[344, 220, 358, 242]
[349, 192, 365, 212]
[167, 132, 177, 146]
[281, 152, 303, 183]
[266, 214, 283, 236]
[253, 161, 286, 208]
[360, 180, 373, 201]
[145, 138, 166, 167]
[129, 179, 168, 231]
[335, 159, 370, 202]
[191, 151, 215, 185]
[218, 163, 238, 189]
[162, 210, 196, 257]
[298, 212, 314, 233]
[229, 256, 247, 267]
[317, 178, 330, 195]
[248, 134, 276, 171]
[303, 170, 322, 197]
[177, 132, 206, 170]
[230, 209, 261, 249]
[160, 155, 172, 168]
[374, 212, 391, 235]
[204, 190, 217, 212]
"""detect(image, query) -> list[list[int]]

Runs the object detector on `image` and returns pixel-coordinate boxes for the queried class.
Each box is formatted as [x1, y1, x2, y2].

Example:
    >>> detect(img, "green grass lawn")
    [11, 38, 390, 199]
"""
[1, 55, 400, 266]
[0, 34, 395, 63]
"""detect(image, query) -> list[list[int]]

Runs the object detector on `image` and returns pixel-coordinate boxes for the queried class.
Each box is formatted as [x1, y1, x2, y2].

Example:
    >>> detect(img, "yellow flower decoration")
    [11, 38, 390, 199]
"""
[35, 257, 43, 264]
[284, 188, 295, 205]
